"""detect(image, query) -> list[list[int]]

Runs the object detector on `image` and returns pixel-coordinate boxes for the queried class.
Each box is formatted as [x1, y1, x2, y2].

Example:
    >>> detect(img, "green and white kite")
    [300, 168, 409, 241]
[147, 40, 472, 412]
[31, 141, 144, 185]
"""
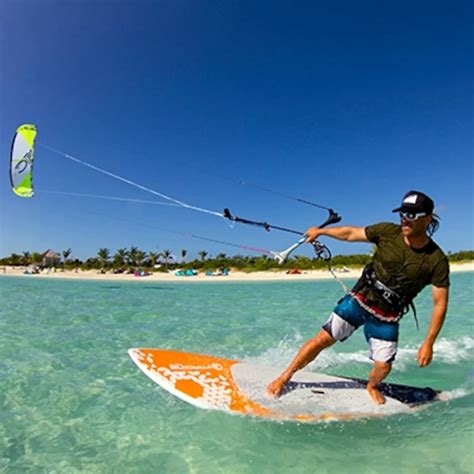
[10, 124, 37, 198]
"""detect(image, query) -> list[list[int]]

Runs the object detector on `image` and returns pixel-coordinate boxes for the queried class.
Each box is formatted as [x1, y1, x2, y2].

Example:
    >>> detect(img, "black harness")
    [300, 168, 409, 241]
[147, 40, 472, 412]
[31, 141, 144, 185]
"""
[354, 264, 418, 328]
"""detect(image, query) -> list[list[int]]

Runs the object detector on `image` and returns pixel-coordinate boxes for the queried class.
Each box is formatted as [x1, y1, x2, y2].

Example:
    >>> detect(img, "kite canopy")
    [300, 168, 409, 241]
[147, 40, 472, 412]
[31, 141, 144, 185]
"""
[10, 124, 37, 197]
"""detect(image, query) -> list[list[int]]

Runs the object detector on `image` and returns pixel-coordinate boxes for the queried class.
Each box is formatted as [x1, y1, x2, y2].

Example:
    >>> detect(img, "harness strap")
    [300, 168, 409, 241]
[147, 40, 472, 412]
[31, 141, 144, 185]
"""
[309, 244, 418, 328]
[326, 263, 418, 328]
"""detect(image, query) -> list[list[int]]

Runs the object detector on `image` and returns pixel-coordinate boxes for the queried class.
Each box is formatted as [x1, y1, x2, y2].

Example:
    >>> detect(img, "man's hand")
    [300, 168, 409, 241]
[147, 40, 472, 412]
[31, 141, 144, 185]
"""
[304, 227, 322, 243]
[417, 341, 434, 367]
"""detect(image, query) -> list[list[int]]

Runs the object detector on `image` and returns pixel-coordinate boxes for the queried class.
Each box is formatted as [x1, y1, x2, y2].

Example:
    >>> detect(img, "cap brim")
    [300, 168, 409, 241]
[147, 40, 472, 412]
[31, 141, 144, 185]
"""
[392, 205, 420, 213]
[392, 206, 433, 214]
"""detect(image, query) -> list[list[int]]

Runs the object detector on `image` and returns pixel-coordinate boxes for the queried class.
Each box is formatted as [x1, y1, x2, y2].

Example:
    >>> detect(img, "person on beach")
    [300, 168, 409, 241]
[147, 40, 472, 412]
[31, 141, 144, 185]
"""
[267, 191, 450, 404]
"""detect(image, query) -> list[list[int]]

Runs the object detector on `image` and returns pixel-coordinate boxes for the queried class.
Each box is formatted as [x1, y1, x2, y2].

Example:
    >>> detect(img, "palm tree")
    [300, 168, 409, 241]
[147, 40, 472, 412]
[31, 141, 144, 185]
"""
[97, 248, 110, 272]
[148, 251, 160, 268]
[128, 246, 147, 269]
[128, 246, 139, 268]
[9, 253, 21, 266]
[198, 250, 208, 261]
[160, 249, 173, 268]
[135, 250, 147, 269]
[22, 251, 31, 266]
[232, 255, 246, 269]
[180, 249, 187, 263]
[113, 248, 128, 270]
[61, 248, 72, 271]
[31, 252, 43, 265]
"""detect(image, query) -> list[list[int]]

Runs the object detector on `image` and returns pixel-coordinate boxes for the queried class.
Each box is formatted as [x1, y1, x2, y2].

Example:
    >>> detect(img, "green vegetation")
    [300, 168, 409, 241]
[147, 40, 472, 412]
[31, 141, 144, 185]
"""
[447, 250, 474, 261]
[1, 248, 472, 273]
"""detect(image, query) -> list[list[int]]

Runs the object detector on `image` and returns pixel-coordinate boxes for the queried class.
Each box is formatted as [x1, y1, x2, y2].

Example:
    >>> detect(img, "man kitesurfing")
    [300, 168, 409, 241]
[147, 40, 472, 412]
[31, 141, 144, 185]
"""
[8, 125, 451, 407]
[267, 191, 450, 405]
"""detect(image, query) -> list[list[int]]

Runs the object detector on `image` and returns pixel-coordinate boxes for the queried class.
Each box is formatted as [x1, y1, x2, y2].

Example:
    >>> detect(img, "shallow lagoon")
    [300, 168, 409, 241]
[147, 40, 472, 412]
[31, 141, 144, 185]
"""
[1, 273, 473, 473]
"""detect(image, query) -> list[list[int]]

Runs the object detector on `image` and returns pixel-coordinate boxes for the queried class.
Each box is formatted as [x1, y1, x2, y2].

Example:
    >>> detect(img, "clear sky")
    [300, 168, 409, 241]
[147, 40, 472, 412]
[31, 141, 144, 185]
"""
[1, 0, 472, 261]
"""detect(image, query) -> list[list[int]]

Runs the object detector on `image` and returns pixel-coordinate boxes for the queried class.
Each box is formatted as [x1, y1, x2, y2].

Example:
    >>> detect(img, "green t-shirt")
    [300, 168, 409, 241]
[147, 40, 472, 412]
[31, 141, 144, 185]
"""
[356, 222, 450, 311]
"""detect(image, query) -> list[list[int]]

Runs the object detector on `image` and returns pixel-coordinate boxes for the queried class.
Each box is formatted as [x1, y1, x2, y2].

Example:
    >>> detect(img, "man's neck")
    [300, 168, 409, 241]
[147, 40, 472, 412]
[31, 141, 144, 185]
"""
[404, 234, 431, 249]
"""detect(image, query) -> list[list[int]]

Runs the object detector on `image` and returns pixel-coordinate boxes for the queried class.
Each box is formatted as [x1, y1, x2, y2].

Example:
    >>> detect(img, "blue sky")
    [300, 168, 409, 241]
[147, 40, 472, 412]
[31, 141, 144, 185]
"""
[1, 0, 472, 261]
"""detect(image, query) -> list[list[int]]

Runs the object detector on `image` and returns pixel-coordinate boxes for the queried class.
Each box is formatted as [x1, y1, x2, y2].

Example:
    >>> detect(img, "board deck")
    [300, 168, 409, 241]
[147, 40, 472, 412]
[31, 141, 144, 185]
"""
[128, 348, 441, 422]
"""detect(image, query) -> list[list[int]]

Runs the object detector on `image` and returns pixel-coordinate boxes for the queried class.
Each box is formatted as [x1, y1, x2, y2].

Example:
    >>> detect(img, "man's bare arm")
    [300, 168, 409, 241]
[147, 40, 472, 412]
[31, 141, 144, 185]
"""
[417, 286, 449, 367]
[305, 226, 369, 243]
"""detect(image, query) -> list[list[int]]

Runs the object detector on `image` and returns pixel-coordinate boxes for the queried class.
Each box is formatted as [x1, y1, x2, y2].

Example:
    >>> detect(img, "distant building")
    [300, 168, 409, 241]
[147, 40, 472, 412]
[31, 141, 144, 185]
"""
[42, 249, 61, 267]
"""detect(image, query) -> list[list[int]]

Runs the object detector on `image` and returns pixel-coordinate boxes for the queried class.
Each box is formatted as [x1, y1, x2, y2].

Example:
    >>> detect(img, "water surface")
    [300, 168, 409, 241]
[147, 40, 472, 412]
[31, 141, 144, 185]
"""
[1, 273, 473, 473]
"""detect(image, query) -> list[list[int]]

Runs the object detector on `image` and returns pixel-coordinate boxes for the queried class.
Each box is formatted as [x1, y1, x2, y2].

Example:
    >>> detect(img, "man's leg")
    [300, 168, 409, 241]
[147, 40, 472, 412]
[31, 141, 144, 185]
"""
[266, 329, 336, 397]
[364, 318, 399, 405]
[267, 295, 365, 398]
[367, 360, 392, 404]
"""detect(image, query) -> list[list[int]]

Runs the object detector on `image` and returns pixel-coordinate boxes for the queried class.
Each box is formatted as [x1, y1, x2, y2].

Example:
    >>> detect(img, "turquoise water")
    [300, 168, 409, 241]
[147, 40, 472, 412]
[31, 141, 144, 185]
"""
[1, 273, 473, 473]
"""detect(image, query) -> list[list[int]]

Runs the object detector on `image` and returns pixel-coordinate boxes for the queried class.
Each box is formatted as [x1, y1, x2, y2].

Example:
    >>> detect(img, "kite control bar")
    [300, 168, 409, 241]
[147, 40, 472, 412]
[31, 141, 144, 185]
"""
[223, 208, 301, 235]
[223, 207, 341, 263]
[223, 208, 341, 236]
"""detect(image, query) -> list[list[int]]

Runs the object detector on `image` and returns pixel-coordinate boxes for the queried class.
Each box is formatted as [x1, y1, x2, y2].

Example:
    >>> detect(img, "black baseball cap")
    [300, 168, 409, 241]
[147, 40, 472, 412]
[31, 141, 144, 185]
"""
[392, 190, 435, 215]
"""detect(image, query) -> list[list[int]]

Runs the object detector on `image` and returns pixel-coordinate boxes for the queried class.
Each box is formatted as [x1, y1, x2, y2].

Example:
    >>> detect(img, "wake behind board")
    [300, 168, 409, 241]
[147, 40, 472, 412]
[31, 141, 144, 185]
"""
[128, 348, 441, 422]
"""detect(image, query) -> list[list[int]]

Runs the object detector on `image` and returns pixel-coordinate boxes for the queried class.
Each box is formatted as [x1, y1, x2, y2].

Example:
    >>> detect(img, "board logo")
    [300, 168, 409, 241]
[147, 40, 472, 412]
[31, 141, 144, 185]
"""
[169, 363, 223, 371]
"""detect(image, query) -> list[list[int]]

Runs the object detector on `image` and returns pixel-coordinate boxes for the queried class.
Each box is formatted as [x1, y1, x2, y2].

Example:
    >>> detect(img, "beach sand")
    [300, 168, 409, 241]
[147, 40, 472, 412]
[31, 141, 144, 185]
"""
[2, 262, 473, 282]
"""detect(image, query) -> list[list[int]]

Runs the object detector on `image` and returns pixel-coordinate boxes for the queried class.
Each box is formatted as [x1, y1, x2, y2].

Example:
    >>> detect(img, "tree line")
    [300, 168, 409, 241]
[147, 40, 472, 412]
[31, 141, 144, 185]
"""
[1, 248, 473, 272]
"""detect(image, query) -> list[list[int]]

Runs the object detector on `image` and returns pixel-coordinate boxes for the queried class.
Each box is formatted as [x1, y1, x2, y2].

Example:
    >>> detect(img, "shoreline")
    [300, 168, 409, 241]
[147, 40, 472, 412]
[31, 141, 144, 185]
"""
[1, 262, 473, 283]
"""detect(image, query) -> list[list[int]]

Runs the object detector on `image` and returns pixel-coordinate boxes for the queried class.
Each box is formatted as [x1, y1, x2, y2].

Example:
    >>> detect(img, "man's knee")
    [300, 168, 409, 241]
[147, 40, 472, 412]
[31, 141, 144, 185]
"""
[313, 328, 336, 348]
[373, 360, 392, 375]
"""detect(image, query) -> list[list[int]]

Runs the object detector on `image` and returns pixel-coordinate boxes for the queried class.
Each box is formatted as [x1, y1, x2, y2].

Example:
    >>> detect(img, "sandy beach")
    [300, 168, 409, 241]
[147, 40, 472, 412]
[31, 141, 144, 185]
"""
[1, 262, 473, 283]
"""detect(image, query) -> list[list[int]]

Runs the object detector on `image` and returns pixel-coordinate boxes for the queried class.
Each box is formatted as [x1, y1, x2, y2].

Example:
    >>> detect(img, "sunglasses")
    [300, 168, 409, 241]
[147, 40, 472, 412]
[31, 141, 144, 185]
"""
[399, 211, 427, 221]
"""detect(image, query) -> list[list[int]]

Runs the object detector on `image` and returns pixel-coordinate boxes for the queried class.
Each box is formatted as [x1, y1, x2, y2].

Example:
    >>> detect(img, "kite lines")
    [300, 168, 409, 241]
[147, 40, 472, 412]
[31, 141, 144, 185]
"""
[10, 123, 343, 262]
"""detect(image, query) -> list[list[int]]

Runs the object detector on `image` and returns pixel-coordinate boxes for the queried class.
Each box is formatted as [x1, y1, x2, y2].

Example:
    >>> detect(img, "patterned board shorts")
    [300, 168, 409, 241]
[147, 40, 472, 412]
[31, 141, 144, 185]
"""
[322, 295, 399, 363]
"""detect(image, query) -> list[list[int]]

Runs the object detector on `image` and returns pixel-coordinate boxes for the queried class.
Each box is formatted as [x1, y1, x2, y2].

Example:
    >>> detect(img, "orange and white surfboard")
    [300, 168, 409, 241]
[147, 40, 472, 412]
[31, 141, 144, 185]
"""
[128, 348, 440, 422]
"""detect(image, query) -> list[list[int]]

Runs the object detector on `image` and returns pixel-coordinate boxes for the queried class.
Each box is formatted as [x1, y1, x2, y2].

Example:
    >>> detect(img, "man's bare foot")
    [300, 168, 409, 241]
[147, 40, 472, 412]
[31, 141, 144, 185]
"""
[367, 385, 386, 405]
[266, 376, 288, 398]
[367, 385, 385, 405]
